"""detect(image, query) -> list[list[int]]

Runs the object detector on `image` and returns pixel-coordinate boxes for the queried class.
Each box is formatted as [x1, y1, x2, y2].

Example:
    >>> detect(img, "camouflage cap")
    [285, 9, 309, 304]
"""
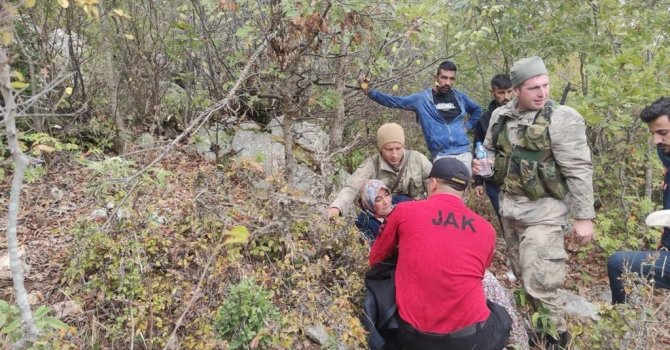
[511, 56, 548, 87]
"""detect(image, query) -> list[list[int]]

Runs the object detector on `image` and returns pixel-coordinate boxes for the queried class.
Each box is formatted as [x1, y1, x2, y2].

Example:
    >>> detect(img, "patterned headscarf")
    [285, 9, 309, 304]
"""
[358, 179, 390, 214]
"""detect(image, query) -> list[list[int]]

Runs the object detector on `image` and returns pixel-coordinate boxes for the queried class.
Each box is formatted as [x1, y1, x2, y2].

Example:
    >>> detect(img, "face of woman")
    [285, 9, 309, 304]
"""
[373, 189, 392, 217]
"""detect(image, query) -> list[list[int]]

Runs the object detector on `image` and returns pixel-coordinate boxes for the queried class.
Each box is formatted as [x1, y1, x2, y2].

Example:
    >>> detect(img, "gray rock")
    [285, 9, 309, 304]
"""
[231, 130, 285, 175]
[201, 151, 217, 163]
[267, 116, 330, 154]
[49, 28, 83, 59]
[0, 248, 30, 281]
[334, 168, 351, 190]
[305, 323, 330, 345]
[289, 164, 325, 197]
[597, 289, 612, 305]
[50, 187, 64, 201]
[560, 289, 600, 321]
[222, 113, 238, 124]
[191, 124, 232, 158]
[90, 208, 108, 220]
[293, 121, 330, 154]
[52, 300, 84, 319]
[239, 121, 261, 131]
[116, 208, 131, 221]
[266, 116, 284, 137]
[251, 179, 271, 190]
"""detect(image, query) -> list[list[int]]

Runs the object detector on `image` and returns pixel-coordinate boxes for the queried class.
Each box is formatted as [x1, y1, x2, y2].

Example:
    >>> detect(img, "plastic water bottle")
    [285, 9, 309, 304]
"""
[475, 142, 493, 176]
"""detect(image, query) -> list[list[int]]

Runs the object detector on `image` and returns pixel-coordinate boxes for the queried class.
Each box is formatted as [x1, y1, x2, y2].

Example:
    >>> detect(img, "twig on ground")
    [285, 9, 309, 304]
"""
[163, 241, 225, 350]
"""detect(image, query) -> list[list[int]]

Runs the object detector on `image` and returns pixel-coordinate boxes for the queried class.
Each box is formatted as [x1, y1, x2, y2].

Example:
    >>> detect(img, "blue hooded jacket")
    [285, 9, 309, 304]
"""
[368, 88, 482, 158]
[658, 147, 670, 249]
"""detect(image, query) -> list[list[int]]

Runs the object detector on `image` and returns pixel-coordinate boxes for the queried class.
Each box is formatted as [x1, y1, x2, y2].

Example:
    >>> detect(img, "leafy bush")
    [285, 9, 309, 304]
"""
[59, 154, 368, 349]
[0, 300, 71, 348]
[0, 131, 79, 183]
[213, 278, 280, 349]
[214, 279, 279, 349]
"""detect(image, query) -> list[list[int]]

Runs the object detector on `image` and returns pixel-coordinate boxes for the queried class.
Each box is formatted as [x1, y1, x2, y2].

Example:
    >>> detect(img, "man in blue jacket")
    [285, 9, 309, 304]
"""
[362, 61, 482, 170]
[608, 96, 670, 303]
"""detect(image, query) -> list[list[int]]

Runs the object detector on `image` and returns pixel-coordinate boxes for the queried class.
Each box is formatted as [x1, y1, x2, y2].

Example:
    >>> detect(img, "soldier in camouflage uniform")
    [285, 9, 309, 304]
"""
[326, 123, 432, 219]
[473, 56, 595, 343]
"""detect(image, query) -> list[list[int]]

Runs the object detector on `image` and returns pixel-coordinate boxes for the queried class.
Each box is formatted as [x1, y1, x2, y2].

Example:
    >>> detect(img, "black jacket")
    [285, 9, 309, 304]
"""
[362, 257, 400, 350]
[659, 148, 670, 249]
[473, 100, 501, 187]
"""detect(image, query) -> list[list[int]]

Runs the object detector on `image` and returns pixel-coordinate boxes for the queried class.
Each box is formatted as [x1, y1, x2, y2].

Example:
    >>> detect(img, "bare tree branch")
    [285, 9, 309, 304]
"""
[101, 35, 275, 229]
[124, 34, 274, 184]
[1, 46, 39, 350]
[17, 72, 73, 113]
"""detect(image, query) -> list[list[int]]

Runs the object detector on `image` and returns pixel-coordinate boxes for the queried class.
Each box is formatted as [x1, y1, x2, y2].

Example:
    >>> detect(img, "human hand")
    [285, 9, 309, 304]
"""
[474, 185, 485, 197]
[359, 76, 371, 95]
[572, 219, 595, 244]
[472, 158, 489, 176]
[325, 207, 341, 220]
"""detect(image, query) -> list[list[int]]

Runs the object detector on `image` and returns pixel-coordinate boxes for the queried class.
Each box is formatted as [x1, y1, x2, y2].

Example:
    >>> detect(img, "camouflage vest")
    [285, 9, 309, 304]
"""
[490, 100, 568, 200]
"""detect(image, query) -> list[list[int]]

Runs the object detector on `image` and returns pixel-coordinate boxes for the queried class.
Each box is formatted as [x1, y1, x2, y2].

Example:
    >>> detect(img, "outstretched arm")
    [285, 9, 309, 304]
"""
[327, 158, 376, 217]
[368, 89, 422, 112]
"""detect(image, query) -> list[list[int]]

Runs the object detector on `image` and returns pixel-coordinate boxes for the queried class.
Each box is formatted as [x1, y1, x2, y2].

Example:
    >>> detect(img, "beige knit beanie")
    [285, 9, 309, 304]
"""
[377, 123, 405, 149]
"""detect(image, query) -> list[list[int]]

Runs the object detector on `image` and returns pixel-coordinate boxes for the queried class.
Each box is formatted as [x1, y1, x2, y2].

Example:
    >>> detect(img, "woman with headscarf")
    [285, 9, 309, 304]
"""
[355, 179, 395, 242]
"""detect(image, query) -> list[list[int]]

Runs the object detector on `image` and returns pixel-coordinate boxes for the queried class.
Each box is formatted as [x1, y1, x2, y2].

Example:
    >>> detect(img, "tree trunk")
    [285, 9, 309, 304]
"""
[280, 92, 297, 178]
[0, 46, 39, 350]
[645, 137, 654, 202]
[100, 0, 125, 153]
[329, 52, 347, 150]
[644, 49, 654, 202]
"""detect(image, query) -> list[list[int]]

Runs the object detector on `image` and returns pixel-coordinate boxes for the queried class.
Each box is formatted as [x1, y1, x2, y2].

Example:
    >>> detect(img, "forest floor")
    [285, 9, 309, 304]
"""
[1, 147, 669, 349]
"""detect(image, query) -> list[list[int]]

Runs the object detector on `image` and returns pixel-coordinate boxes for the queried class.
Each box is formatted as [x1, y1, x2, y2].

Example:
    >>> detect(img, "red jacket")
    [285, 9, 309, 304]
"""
[369, 193, 495, 333]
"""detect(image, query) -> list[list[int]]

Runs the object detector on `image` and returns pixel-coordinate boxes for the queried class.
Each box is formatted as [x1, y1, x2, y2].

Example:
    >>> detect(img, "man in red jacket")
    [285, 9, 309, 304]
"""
[370, 157, 511, 350]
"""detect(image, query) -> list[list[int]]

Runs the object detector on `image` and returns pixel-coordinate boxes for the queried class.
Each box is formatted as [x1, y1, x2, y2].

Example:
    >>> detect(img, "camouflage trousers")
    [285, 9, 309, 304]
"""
[501, 219, 568, 332]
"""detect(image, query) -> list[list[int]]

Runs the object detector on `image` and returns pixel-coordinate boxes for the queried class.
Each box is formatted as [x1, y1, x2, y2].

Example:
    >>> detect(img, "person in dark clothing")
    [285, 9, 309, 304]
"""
[472, 74, 513, 218]
[370, 158, 512, 350]
[608, 97, 670, 303]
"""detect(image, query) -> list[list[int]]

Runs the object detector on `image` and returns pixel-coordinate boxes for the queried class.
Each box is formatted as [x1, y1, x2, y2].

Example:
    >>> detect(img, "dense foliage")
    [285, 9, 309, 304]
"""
[2, 0, 670, 348]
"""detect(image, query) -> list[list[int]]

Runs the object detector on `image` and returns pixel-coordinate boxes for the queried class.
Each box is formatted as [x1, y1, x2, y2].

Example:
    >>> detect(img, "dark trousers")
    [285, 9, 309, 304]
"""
[607, 250, 670, 303]
[397, 301, 512, 350]
[484, 180, 501, 220]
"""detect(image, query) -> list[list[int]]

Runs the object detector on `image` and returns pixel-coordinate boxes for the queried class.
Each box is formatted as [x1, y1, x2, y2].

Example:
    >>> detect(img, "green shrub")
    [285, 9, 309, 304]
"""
[213, 278, 280, 349]
[0, 300, 71, 348]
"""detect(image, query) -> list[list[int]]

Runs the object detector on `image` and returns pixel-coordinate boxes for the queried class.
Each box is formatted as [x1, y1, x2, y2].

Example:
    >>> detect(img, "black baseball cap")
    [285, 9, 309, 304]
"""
[428, 157, 470, 191]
